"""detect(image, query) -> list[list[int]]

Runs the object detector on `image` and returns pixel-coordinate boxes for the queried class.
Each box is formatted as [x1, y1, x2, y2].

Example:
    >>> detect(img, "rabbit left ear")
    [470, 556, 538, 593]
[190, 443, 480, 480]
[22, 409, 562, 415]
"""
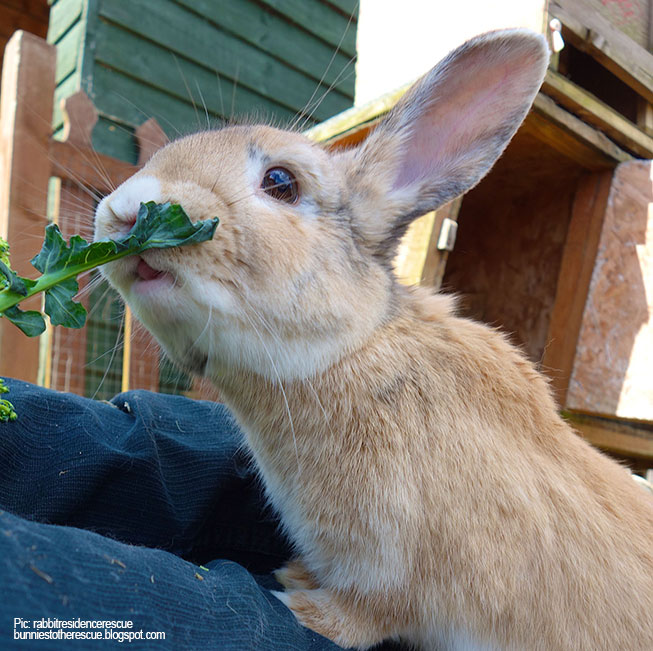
[338, 29, 549, 259]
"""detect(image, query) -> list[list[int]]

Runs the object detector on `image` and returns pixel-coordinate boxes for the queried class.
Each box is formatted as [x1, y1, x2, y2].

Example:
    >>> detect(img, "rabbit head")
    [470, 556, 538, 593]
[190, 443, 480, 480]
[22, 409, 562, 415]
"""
[95, 29, 549, 383]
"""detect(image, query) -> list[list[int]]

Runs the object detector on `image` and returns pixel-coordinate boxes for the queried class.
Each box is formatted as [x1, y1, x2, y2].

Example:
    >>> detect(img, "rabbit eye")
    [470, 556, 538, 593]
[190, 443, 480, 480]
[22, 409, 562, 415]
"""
[261, 167, 299, 204]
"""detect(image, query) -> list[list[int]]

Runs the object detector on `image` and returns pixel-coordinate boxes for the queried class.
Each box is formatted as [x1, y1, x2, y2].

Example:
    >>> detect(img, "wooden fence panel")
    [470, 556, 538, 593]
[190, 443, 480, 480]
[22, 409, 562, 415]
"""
[0, 31, 55, 383]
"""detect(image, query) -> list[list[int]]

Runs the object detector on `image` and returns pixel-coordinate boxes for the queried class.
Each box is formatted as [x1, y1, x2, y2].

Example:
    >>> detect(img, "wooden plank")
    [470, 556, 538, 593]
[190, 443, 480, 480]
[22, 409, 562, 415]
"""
[92, 23, 299, 126]
[565, 160, 653, 421]
[47, 0, 83, 45]
[53, 18, 82, 85]
[61, 90, 98, 147]
[52, 71, 81, 131]
[541, 171, 614, 406]
[258, 0, 357, 58]
[542, 69, 653, 158]
[420, 198, 464, 290]
[394, 200, 464, 290]
[174, 0, 355, 96]
[566, 413, 653, 460]
[49, 138, 137, 194]
[0, 31, 56, 383]
[96, 1, 351, 122]
[529, 94, 631, 167]
[636, 99, 653, 136]
[0, 3, 50, 40]
[550, 0, 653, 104]
[322, 0, 359, 18]
[88, 116, 137, 165]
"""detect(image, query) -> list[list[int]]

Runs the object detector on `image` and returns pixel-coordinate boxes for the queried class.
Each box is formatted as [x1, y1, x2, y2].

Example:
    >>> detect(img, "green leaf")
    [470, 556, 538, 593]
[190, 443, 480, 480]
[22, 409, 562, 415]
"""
[0, 202, 218, 335]
[0, 260, 28, 295]
[122, 202, 220, 251]
[45, 278, 87, 328]
[3, 305, 46, 336]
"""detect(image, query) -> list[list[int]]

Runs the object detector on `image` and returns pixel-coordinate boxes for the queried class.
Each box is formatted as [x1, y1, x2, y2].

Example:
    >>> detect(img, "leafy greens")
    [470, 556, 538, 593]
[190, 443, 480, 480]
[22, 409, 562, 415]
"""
[0, 202, 218, 335]
[0, 201, 218, 421]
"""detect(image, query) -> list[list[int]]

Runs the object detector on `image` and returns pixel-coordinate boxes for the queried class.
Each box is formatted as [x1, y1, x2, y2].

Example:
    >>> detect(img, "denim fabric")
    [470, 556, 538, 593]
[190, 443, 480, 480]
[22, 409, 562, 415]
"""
[0, 378, 364, 650]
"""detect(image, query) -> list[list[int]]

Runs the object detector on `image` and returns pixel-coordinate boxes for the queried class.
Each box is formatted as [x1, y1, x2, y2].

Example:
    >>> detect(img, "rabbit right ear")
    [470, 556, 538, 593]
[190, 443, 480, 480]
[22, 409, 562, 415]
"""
[338, 29, 549, 261]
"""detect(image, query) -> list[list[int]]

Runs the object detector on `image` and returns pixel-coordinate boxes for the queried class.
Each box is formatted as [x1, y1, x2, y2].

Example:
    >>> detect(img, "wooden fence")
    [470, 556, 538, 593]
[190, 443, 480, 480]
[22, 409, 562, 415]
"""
[0, 30, 167, 395]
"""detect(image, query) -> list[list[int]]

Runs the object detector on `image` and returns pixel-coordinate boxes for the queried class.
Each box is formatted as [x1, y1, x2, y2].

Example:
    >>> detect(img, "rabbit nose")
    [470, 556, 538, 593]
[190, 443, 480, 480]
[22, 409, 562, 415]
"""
[108, 175, 162, 226]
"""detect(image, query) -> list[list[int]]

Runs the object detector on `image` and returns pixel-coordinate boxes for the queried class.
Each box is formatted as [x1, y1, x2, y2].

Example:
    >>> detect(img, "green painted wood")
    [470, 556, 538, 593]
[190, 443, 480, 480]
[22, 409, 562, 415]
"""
[174, 0, 355, 95]
[91, 64, 300, 149]
[323, 0, 359, 16]
[54, 20, 82, 85]
[258, 0, 357, 57]
[92, 116, 138, 164]
[47, 0, 84, 45]
[96, 0, 351, 120]
[91, 65, 209, 133]
[93, 20, 305, 125]
[50, 0, 358, 163]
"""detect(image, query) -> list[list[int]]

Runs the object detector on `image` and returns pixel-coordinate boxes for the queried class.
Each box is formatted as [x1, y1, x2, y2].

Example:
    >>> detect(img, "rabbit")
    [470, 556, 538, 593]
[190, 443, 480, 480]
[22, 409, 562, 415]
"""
[94, 29, 653, 651]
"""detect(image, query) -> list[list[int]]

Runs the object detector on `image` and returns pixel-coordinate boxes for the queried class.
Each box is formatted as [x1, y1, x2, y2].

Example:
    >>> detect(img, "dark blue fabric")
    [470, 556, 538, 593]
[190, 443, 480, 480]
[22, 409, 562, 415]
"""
[0, 378, 350, 650]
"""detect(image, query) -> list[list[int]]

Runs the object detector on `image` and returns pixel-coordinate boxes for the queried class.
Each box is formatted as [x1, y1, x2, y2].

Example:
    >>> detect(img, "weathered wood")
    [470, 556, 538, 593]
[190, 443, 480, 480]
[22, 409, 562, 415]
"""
[420, 198, 464, 290]
[258, 0, 357, 58]
[550, 0, 653, 104]
[174, 0, 356, 94]
[542, 69, 653, 158]
[61, 90, 98, 147]
[49, 138, 137, 194]
[567, 413, 653, 460]
[636, 99, 653, 136]
[0, 31, 56, 383]
[394, 211, 438, 286]
[566, 160, 653, 421]
[541, 170, 614, 406]
[443, 127, 583, 366]
[53, 18, 82, 84]
[95, 1, 350, 122]
[47, 0, 84, 45]
[394, 198, 464, 289]
[529, 94, 631, 167]
[136, 118, 169, 167]
[91, 19, 298, 125]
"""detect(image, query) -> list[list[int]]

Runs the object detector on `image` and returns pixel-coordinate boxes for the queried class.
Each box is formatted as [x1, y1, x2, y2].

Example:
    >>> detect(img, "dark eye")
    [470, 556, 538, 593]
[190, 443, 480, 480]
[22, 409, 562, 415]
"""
[261, 167, 299, 204]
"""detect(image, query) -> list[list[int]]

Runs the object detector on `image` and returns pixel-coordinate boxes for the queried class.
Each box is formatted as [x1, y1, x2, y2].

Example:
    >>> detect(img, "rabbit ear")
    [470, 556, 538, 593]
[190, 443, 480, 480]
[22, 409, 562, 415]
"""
[340, 29, 549, 260]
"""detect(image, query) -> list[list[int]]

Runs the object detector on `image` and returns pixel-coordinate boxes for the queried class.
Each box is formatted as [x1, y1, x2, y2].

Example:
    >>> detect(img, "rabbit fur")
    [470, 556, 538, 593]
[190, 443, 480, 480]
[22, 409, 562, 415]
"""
[95, 29, 653, 650]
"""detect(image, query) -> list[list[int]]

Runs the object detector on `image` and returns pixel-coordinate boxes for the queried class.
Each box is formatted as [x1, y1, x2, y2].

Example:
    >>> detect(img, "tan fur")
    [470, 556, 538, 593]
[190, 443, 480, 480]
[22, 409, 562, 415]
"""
[95, 30, 653, 650]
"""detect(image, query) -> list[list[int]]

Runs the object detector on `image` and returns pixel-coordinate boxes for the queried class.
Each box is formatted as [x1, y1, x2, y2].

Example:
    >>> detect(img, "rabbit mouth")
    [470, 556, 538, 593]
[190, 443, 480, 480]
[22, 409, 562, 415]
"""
[132, 257, 175, 293]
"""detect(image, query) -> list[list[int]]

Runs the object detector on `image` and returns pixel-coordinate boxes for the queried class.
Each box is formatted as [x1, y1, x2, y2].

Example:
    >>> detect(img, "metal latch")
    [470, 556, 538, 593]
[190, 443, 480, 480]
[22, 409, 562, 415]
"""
[436, 217, 458, 252]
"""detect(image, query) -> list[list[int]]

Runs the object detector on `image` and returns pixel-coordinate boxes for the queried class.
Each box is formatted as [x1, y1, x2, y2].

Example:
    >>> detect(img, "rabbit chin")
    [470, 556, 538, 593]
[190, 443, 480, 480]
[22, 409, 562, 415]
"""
[125, 283, 355, 382]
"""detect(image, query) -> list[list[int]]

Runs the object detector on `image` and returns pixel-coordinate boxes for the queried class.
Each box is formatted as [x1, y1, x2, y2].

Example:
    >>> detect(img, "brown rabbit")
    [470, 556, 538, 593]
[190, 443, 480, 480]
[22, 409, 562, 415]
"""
[95, 29, 653, 650]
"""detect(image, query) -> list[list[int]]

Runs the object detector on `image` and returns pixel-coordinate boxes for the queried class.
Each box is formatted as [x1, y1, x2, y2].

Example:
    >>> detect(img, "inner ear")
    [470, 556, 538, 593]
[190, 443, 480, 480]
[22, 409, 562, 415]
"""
[392, 31, 548, 196]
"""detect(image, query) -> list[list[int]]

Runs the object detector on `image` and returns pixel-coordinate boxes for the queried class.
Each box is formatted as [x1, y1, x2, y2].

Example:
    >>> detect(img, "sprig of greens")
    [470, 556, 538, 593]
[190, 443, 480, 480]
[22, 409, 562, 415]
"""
[0, 201, 218, 421]
[0, 378, 17, 422]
